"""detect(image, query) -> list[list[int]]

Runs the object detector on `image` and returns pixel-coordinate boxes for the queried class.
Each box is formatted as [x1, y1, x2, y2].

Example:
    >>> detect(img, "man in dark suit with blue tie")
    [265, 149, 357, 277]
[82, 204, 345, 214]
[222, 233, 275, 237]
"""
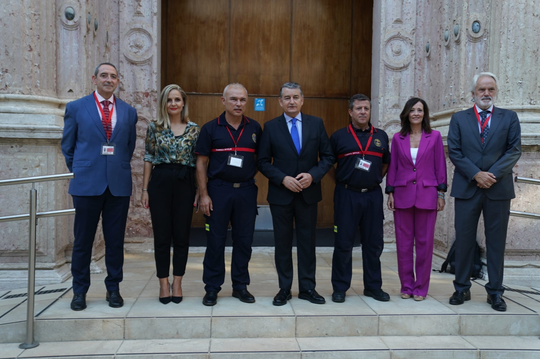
[258, 82, 334, 306]
[447, 72, 521, 311]
[61, 63, 138, 311]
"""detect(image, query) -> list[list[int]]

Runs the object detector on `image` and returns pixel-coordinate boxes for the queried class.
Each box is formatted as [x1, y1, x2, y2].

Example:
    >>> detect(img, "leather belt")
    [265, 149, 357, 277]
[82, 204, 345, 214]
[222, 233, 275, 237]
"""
[338, 182, 378, 193]
[209, 178, 255, 188]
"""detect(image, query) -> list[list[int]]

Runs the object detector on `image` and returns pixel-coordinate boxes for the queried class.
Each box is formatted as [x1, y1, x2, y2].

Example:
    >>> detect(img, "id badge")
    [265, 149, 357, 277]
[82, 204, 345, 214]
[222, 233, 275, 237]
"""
[101, 143, 116, 155]
[227, 154, 244, 168]
[355, 157, 371, 172]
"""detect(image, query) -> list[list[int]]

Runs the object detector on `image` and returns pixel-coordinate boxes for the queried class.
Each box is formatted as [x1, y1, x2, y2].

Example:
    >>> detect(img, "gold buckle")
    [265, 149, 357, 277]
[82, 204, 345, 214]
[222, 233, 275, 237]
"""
[233, 183, 241, 188]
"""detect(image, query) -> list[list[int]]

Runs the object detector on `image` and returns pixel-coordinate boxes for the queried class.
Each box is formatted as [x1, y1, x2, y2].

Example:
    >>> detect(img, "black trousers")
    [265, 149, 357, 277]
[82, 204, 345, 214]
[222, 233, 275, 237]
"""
[454, 191, 510, 295]
[270, 193, 318, 292]
[148, 164, 196, 278]
[71, 188, 130, 294]
[331, 185, 384, 292]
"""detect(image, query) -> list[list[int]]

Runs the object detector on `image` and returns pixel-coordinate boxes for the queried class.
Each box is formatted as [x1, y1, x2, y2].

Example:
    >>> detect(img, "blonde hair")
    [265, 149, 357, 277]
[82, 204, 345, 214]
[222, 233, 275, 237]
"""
[157, 84, 189, 128]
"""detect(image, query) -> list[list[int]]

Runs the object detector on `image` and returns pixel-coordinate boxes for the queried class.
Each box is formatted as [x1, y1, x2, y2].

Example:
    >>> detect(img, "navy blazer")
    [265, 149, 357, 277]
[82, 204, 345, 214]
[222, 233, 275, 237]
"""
[257, 113, 334, 205]
[61, 93, 138, 197]
[448, 106, 521, 200]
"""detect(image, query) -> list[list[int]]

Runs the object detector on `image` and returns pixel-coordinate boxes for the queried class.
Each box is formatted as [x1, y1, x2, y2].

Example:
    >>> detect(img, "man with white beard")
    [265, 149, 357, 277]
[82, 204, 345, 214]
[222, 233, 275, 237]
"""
[447, 72, 521, 312]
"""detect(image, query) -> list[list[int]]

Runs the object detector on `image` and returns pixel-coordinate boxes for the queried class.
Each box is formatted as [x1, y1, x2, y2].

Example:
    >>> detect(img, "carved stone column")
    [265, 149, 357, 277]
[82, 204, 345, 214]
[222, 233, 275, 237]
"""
[0, 0, 71, 287]
[372, 0, 418, 238]
[405, 0, 540, 283]
[118, 0, 161, 242]
[486, 0, 540, 269]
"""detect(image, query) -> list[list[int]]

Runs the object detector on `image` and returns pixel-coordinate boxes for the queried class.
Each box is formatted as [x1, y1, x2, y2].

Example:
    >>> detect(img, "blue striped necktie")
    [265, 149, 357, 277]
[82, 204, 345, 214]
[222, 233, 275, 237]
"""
[291, 118, 301, 154]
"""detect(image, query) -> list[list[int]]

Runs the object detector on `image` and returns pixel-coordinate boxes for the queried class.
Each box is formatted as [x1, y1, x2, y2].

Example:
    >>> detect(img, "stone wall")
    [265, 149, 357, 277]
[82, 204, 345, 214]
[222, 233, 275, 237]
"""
[373, 0, 540, 261]
[0, 0, 539, 287]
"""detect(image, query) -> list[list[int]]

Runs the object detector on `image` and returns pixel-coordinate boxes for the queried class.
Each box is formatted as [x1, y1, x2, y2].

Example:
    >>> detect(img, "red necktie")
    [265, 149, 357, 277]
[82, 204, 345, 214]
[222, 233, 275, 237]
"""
[101, 100, 112, 140]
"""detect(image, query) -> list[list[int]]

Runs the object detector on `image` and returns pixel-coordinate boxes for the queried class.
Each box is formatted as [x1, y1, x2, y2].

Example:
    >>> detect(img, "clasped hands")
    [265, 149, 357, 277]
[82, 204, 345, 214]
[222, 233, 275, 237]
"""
[282, 173, 313, 192]
[474, 171, 497, 189]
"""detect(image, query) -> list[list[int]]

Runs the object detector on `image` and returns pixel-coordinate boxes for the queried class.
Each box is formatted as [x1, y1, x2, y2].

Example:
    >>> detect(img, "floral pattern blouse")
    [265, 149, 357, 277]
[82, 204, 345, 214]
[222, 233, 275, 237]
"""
[144, 121, 200, 167]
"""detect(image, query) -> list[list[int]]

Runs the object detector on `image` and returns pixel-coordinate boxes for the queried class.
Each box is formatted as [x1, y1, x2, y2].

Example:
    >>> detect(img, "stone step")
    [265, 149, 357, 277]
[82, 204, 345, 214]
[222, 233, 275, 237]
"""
[1, 251, 540, 346]
[1, 289, 540, 343]
[2, 336, 540, 358]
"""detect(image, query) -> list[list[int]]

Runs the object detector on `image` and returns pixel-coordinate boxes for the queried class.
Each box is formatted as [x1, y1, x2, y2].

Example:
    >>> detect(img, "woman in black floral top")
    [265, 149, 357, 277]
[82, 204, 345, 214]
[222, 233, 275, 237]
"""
[142, 84, 200, 304]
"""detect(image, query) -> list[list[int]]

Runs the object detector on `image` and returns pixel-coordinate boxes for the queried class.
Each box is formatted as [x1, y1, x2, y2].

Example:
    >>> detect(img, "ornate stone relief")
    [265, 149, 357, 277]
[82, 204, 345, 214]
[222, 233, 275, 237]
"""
[453, 20, 461, 44]
[58, 0, 81, 31]
[467, 14, 487, 42]
[134, 0, 144, 17]
[122, 24, 154, 65]
[382, 31, 414, 71]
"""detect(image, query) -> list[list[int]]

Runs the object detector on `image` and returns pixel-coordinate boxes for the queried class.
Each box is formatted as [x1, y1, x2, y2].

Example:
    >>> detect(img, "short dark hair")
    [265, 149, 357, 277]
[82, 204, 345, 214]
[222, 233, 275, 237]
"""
[94, 62, 118, 77]
[399, 97, 432, 136]
[280, 82, 303, 97]
[349, 94, 371, 110]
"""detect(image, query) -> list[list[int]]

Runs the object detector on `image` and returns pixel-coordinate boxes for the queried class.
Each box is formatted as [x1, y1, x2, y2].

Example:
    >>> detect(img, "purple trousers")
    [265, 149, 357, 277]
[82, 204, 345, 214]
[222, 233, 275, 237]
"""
[394, 207, 437, 297]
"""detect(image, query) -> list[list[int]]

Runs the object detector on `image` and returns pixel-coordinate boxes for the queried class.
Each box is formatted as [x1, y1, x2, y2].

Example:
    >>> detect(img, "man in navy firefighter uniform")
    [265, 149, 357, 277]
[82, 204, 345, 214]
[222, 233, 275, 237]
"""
[195, 83, 262, 306]
[330, 94, 391, 303]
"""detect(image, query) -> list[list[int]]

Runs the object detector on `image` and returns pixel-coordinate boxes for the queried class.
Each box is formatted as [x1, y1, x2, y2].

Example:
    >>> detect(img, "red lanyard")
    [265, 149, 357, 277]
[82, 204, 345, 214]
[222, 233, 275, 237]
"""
[349, 124, 373, 158]
[474, 106, 492, 134]
[225, 116, 246, 154]
[94, 92, 115, 128]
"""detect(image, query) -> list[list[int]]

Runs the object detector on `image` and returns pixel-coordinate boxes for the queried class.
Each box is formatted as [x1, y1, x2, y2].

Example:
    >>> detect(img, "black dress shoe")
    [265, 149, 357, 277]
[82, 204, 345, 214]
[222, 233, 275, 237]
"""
[332, 291, 346, 303]
[449, 290, 471, 305]
[203, 291, 218, 306]
[364, 288, 390, 302]
[71, 293, 87, 311]
[487, 294, 507, 312]
[298, 289, 326, 304]
[272, 289, 292, 306]
[232, 289, 255, 303]
[106, 291, 124, 308]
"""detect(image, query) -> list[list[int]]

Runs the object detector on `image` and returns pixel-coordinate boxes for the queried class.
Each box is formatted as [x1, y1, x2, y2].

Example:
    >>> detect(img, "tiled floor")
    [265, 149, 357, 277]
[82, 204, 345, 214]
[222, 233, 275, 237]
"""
[1, 247, 540, 357]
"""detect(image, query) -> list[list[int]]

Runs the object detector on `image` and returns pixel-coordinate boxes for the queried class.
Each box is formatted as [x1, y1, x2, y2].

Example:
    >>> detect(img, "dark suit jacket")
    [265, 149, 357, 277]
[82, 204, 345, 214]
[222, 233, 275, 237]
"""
[257, 113, 334, 205]
[448, 106, 521, 200]
[61, 93, 138, 197]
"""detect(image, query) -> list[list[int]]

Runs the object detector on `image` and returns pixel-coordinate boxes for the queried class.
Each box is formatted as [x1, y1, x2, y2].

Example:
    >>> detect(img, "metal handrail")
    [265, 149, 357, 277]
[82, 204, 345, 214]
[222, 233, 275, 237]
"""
[510, 176, 540, 220]
[510, 210, 540, 220]
[0, 173, 74, 350]
[515, 176, 540, 185]
[0, 173, 74, 186]
[0, 209, 76, 223]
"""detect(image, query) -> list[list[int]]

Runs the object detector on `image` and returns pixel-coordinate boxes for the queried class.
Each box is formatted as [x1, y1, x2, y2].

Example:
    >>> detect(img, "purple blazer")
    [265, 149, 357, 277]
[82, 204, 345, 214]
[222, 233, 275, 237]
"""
[386, 130, 447, 210]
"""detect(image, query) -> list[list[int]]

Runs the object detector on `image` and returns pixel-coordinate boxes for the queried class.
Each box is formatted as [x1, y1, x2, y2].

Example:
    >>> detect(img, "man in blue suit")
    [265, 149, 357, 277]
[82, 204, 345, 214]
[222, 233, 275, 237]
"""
[61, 63, 138, 311]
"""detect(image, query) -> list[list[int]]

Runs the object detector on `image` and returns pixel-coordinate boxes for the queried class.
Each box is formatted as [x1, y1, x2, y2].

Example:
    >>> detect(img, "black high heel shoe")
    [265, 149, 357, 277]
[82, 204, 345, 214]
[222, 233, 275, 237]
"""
[159, 283, 171, 304]
[171, 281, 183, 304]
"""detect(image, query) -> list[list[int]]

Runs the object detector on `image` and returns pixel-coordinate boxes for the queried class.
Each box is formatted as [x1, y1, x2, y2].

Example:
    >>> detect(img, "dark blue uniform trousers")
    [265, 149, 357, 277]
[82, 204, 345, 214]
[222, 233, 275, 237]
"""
[332, 185, 384, 292]
[71, 188, 130, 294]
[203, 180, 257, 292]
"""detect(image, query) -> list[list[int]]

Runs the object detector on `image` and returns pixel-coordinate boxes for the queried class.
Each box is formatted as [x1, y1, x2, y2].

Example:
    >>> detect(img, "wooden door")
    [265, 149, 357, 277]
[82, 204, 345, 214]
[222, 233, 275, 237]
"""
[161, 0, 373, 228]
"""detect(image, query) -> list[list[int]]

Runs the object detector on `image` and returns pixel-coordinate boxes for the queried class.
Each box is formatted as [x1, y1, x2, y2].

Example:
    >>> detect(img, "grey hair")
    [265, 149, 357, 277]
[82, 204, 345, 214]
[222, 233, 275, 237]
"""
[280, 82, 303, 97]
[223, 83, 248, 98]
[472, 72, 498, 93]
[94, 62, 118, 77]
[349, 94, 371, 110]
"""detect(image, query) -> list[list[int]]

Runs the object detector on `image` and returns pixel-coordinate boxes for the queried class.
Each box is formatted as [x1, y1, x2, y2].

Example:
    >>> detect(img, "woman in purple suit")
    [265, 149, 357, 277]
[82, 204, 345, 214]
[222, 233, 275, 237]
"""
[386, 98, 447, 301]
